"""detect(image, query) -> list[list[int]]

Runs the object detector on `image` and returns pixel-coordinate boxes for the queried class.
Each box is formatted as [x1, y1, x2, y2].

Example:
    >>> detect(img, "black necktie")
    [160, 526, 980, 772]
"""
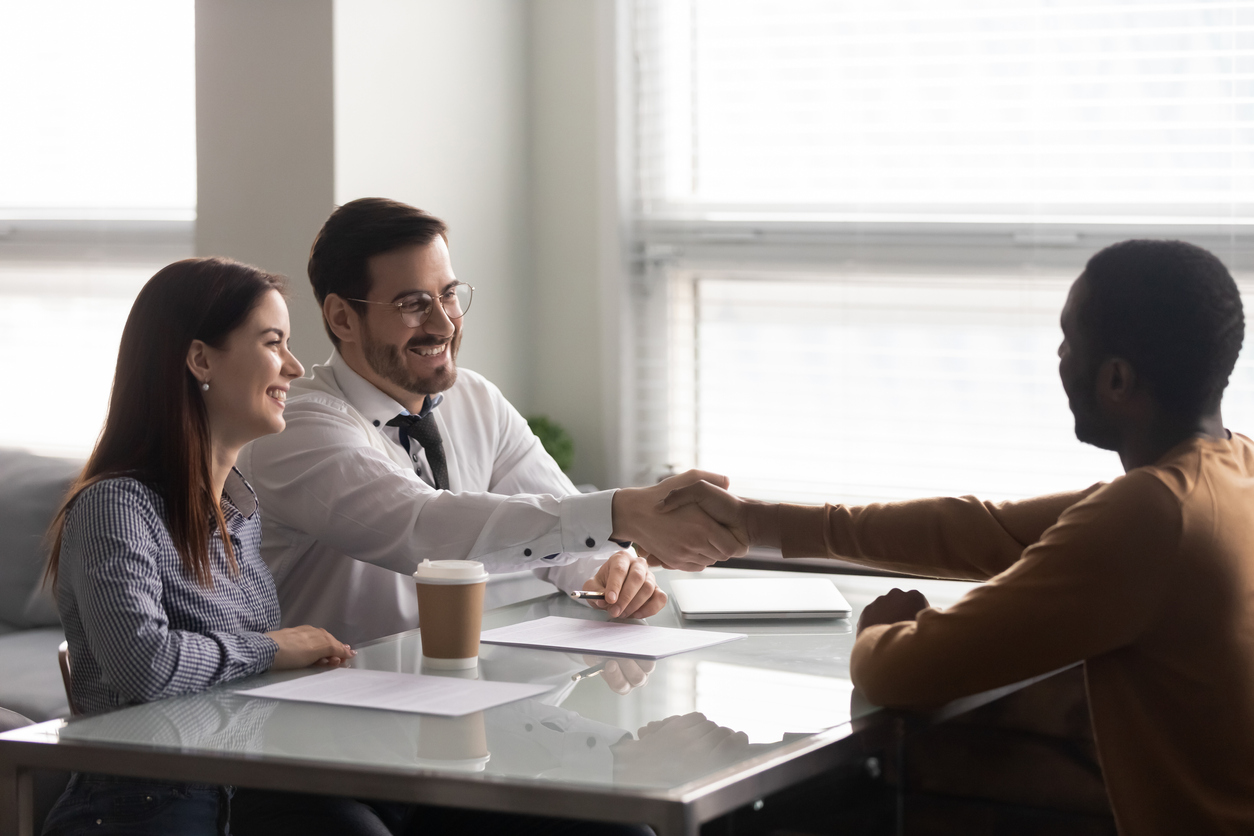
[386, 412, 449, 490]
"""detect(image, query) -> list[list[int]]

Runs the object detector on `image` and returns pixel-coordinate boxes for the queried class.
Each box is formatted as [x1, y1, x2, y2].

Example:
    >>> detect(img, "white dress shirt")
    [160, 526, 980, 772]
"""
[238, 351, 619, 645]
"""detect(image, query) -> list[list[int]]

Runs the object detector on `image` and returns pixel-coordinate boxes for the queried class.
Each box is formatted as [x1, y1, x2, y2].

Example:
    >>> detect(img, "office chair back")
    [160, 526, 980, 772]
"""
[57, 641, 79, 716]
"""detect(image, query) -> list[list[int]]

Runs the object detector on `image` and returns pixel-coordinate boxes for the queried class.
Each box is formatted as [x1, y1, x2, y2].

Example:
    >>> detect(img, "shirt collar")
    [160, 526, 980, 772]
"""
[329, 350, 444, 426]
[223, 467, 258, 518]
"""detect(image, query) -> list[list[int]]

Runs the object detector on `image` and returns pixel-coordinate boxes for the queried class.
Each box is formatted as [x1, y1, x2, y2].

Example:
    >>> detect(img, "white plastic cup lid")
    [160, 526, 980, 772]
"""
[413, 559, 489, 584]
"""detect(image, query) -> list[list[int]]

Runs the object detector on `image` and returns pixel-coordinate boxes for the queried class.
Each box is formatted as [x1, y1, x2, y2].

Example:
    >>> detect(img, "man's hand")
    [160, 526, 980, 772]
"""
[611, 470, 748, 571]
[266, 625, 356, 670]
[857, 588, 931, 635]
[656, 480, 781, 550]
[582, 655, 655, 695]
[583, 550, 668, 619]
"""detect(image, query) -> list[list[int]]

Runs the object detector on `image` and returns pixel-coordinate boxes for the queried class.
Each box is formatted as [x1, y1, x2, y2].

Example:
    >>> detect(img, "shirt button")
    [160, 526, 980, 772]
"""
[373, 420, 380, 427]
[524, 548, 532, 557]
[585, 537, 596, 548]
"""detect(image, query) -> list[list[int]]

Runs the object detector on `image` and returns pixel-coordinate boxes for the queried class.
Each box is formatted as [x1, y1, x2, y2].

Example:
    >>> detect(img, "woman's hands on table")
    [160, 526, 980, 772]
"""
[266, 625, 356, 670]
[582, 549, 668, 619]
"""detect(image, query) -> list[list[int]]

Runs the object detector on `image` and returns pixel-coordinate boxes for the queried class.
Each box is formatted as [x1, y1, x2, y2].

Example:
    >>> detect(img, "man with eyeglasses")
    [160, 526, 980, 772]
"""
[238, 198, 743, 652]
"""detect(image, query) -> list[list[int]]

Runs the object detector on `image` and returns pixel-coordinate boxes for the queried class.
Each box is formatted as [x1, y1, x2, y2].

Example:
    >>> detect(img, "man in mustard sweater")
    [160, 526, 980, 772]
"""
[660, 239, 1253, 835]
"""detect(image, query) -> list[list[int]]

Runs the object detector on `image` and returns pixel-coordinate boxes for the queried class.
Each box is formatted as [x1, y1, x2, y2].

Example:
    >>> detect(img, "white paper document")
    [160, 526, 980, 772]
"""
[479, 615, 745, 659]
[235, 669, 552, 717]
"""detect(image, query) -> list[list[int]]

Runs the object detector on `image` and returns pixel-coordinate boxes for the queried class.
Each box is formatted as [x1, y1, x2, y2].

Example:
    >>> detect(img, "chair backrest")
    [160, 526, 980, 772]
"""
[57, 641, 79, 716]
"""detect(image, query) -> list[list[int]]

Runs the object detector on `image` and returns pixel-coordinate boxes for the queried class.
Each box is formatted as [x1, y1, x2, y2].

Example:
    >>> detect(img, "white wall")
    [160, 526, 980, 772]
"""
[528, 0, 626, 488]
[195, 0, 336, 368]
[334, 0, 533, 408]
[196, 0, 626, 487]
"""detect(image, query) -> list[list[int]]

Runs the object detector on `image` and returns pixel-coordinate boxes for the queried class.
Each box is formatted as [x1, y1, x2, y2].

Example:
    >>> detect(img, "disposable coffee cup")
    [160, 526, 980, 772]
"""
[414, 559, 489, 669]
[415, 711, 490, 773]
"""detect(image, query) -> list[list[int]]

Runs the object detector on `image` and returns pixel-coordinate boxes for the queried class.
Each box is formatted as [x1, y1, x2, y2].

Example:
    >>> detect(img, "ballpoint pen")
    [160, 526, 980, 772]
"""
[569, 590, 607, 600]
[571, 663, 608, 682]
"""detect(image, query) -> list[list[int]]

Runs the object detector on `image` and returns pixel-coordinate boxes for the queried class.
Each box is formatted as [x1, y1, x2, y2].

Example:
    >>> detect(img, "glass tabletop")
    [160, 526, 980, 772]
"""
[3, 569, 978, 794]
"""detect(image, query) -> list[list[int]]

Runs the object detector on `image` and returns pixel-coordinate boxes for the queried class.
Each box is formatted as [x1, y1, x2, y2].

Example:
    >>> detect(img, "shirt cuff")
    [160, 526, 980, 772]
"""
[558, 490, 617, 554]
[239, 631, 280, 675]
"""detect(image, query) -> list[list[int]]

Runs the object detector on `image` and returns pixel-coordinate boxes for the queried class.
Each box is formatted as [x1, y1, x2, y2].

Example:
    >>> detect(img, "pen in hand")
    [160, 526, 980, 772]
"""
[570, 590, 607, 600]
[571, 663, 607, 682]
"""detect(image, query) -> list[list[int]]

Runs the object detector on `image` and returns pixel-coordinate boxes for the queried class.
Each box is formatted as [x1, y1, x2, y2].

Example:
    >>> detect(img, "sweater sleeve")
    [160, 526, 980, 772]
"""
[849, 472, 1179, 709]
[778, 485, 1103, 580]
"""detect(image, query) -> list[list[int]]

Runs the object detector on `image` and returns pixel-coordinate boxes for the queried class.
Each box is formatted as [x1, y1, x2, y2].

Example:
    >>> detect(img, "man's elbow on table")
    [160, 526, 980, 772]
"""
[849, 623, 954, 711]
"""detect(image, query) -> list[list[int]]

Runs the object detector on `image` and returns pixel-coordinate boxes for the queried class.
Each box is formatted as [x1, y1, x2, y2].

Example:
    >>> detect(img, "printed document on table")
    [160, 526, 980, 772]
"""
[235, 669, 552, 717]
[479, 615, 745, 659]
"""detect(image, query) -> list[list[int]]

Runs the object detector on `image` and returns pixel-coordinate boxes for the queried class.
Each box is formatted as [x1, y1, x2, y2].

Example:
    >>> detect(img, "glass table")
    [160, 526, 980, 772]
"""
[0, 568, 1042, 836]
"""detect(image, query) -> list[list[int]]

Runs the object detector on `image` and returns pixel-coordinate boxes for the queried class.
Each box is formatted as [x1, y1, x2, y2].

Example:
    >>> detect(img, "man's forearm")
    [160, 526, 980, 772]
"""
[773, 491, 1099, 580]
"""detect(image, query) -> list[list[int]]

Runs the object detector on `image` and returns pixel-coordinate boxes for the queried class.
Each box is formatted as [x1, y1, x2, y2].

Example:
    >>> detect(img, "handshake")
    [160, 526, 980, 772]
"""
[609, 469, 776, 572]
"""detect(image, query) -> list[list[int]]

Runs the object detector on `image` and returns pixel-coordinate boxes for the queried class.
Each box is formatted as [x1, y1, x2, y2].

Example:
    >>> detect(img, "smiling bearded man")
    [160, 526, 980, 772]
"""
[237, 198, 743, 649]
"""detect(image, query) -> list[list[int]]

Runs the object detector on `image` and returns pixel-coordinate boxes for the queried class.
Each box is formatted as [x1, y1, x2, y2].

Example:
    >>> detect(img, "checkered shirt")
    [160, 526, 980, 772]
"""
[57, 471, 280, 715]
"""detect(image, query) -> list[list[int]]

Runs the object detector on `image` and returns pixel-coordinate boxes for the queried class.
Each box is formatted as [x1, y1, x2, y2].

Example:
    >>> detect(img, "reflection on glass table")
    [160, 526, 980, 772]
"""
[33, 570, 974, 791]
[0, 568, 983, 836]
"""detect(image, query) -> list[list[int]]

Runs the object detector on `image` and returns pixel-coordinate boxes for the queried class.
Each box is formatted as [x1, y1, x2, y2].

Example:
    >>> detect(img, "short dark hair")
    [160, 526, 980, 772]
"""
[1079, 239, 1244, 419]
[308, 198, 448, 346]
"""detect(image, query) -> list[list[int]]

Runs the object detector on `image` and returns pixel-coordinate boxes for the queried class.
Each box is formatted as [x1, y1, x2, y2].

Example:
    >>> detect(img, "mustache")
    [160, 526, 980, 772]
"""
[405, 337, 449, 350]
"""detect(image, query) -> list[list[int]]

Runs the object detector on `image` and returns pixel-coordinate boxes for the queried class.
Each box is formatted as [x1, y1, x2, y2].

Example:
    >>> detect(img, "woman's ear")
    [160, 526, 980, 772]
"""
[187, 339, 212, 387]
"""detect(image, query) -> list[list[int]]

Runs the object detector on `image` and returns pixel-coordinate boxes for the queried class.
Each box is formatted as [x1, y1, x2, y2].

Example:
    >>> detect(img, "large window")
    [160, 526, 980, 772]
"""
[0, 1, 195, 457]
[630, 0, 1254, 503]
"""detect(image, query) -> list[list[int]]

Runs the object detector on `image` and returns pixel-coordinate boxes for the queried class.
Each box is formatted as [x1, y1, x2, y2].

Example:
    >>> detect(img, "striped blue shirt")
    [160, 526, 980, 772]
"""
[57, 470, 280, 715]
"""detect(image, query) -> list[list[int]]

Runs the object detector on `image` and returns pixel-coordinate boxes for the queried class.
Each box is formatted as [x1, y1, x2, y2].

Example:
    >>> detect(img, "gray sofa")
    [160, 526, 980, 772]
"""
[0, 448, 80, 722]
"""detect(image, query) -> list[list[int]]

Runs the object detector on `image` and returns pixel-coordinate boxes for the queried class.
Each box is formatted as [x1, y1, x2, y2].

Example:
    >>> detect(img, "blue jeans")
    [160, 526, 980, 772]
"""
[41, 773, 230, 836]
[231, 788, 656, 836]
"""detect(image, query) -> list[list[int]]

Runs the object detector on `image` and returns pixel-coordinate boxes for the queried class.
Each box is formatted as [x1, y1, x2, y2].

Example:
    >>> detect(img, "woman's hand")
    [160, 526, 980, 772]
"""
[583, 550, 668, 619]
[266, 625, 356, 670]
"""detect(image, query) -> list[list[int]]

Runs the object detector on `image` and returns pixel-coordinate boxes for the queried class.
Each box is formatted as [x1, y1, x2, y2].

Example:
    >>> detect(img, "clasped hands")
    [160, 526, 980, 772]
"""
[609, 470, 755, 574]
[618, 475, 933, 631]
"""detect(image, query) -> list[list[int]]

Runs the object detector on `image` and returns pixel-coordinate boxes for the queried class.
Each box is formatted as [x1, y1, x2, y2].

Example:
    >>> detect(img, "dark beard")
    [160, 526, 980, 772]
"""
[1069, 360, 1118, 451]
[362, 325, 460, 396]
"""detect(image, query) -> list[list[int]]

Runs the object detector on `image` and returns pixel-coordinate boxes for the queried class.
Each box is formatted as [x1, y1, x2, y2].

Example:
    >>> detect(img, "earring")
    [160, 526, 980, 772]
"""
[201, 382, 210, 392]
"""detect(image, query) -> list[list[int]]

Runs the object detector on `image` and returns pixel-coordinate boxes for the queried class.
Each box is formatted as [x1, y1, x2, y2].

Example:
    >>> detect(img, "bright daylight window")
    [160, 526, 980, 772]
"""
[631, 0, 1254, 504]
[0, 0, 195, 457]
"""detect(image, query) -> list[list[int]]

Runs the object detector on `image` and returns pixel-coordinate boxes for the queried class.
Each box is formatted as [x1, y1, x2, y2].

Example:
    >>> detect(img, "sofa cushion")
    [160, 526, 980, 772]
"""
[0, 628, 70, 721]
[0, 706, 33, 733]
[0, 448, 83, 627]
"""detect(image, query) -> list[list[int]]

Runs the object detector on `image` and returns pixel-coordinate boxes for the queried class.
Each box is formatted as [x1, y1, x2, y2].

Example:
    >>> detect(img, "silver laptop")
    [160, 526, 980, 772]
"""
[670, 577, 852, 620]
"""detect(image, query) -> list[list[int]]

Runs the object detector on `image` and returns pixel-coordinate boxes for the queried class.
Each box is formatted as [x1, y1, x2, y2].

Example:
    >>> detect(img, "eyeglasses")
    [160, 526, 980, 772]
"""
[346, 282, 475, 329]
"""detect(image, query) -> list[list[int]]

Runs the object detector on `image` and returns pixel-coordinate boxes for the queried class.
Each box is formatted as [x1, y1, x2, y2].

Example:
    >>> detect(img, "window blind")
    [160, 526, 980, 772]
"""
[630, 0, 1254, 503]
[0, 2, 195, 454]
[0, 0, 196, 220]
[635, 0, 1254, 225]
[640, 268, 1254, 504]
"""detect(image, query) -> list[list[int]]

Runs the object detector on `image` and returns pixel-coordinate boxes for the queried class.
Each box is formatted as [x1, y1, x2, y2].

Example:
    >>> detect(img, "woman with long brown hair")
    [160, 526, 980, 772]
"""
[41, 257, 354, 836]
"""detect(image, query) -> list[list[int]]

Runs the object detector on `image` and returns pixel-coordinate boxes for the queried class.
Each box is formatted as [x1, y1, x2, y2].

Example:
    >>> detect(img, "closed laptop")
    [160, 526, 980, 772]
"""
[670, 577, 852, 620]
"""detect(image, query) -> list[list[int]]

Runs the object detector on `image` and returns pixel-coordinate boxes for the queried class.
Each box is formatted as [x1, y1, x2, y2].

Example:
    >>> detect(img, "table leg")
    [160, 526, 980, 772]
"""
[0, 763, 34, 836]
[649, 804, 698, 836]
